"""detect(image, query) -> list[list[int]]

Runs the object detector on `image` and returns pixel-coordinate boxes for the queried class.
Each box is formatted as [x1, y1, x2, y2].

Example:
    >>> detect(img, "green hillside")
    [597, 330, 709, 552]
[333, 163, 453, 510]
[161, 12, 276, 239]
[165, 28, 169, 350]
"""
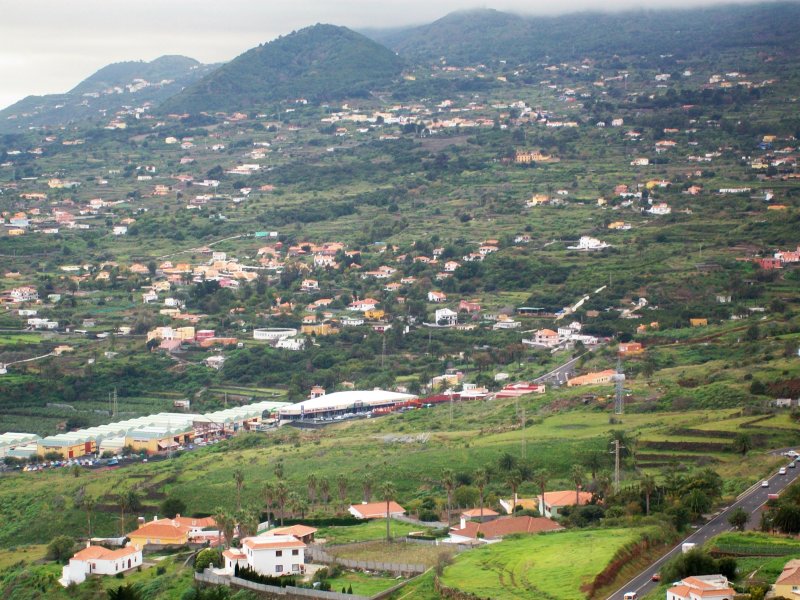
[161, 24, 405, 113]
[370, 3, 800, 64]
[69, 55, 201, 94]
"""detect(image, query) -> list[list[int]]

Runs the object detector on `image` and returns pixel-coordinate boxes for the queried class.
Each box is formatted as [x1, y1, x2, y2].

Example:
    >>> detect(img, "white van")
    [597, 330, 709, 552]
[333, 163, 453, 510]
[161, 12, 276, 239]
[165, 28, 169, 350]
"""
[624, 593, 638, 600]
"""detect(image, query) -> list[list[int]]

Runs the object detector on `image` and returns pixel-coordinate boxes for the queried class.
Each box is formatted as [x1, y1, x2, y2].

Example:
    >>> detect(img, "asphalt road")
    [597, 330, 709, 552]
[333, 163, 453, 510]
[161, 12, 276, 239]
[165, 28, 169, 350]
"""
[606, 456, 800, 600]
[534, 354, 583, 386]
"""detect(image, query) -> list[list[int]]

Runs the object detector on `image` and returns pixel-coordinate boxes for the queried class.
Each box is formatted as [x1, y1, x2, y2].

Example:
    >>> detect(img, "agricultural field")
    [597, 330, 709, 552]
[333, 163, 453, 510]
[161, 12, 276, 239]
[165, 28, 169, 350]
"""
[440, 528, 645, 600]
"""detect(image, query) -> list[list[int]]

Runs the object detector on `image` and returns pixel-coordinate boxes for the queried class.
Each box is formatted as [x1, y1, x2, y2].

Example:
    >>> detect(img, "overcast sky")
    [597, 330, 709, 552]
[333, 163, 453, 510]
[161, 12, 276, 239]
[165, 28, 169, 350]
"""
[0, 0, 772, 110]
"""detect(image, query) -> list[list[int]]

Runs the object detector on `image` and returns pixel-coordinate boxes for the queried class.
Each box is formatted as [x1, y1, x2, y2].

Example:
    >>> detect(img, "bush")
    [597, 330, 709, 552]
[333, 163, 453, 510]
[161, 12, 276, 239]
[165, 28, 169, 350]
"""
[194, 548, 222, 572]
[661, 548, 737, 582]
[236, 565, 296, 587]
[47, 535, 75, 564]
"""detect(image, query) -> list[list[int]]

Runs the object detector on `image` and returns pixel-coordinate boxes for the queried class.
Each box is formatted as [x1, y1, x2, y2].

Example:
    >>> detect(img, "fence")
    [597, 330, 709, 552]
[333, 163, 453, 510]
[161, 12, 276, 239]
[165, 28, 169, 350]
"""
[195, 570, 369, 600]
[305, 545, 426, 575]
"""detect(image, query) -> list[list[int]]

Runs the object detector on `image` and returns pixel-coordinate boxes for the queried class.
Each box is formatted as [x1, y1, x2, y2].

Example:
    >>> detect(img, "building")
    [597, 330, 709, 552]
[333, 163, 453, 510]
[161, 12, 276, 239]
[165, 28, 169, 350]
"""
[60, 544, 142, 586]
[263, 524, 317, 544]
[774, 559, 800, 597]
[568, 236, 609, 251]
[537, 490, 593, 518]
[666, 575, 734, 600]
[567, 370, 617, 387]
[435, 308, 458, 327]
[619, 342, 644, 356]
[348, 501, 405, 520]
[127, 517, 199, 549]
[494, 382, 545, 398]
[278, 390, 416, 421]
[0, 432, 40, 457]
[532, 329, 559, 347]
[447, 515, 563, 544]
[222, 534, 306, 577]
[253, 328, 297, 341]
[460, 508, 499, 523]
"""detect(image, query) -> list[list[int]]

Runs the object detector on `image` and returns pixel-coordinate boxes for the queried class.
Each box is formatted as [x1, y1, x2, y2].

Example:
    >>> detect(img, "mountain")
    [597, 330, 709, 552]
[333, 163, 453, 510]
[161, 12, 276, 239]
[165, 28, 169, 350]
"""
[0, 55, 213, 133]
[160, 24, 405, 114]
[367, 3, 800, 65]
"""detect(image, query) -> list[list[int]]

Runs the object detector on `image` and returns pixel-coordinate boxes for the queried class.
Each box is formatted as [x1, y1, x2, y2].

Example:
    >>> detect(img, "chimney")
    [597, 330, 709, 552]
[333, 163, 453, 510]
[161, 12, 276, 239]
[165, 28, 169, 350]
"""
[460, 516, 466, 530]
[138, 516, 145, 525]
[153, 515, 158, 522]
[86, 540, 91, 548]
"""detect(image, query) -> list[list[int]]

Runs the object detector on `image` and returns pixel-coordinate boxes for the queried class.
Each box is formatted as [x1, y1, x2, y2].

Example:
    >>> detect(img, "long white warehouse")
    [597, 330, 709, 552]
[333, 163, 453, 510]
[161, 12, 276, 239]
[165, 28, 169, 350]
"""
[278, 390, 416, 420]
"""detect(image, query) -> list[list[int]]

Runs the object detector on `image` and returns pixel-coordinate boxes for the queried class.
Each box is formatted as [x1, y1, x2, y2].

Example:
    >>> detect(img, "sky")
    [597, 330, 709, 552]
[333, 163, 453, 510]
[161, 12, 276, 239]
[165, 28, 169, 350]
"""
[0, 0, 773, 111]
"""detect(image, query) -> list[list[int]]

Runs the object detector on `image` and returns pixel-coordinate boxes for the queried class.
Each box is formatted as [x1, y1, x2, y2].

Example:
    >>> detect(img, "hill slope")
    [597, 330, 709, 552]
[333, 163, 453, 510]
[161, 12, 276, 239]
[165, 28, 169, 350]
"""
[160, 24, 405, 113]
[369, 3, 800, 65]
[0, 55, 212, 133]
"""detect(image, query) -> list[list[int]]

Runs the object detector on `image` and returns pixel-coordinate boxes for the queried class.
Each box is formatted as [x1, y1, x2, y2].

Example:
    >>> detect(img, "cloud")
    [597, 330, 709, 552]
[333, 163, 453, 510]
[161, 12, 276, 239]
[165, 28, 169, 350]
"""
[0, 0, 769, 109]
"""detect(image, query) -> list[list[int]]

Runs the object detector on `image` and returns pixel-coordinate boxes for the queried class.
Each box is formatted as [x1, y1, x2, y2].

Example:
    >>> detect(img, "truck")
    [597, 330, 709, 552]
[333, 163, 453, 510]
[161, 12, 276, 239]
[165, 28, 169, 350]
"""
[681, 542, 697, 554]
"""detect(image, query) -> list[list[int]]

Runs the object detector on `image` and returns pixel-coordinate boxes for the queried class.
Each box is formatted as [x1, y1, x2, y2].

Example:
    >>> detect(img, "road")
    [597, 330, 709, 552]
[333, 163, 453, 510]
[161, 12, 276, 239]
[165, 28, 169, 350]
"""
[533, 353, 584, 386]
[606, 457, 800, 600]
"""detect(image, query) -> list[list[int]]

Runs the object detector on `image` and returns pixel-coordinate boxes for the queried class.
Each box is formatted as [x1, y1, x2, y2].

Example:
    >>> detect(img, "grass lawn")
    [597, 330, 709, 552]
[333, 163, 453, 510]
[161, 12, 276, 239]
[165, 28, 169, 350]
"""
[328, 541, 455, 568]
[708, 532, 800, 556]
[441, 528, 643, 600]
[0, 544, 47, 570]
[317, 520, 423, 545]
[325, 569, 404, 596]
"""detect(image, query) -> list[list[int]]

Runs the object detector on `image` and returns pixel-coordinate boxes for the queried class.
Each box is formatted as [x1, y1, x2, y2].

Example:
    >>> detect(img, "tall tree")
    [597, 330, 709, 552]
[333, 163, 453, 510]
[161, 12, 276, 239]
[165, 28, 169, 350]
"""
[583, 451, 604, 481]
[288, 492, 308, 520]
[275, 480, 289, 526]
[262, 482, 275, 527]
[506, 470, 522, 514]
[533, 469, 549, 516]
[361, 474, 374, 503]
[214, 508, 235, 549]
[474, 468, 489, 520]
[379, 481, 397, 543]
[307, 473, 318, 508]
[640, 475, 656, 516]
[82, 495, 97, 538]
[274, 461, 285, 480]
[570, 464, 584, 506]
[319, 478, 331, 507]
[728, 507, 749, 531]
[236, 507, 259, 539]
[336, 473, 349, 512]
[441, 469, 456, 525]
[732, 433, 753, 457]
[233, 468, 245, 511]
[117, 489, 141, 537]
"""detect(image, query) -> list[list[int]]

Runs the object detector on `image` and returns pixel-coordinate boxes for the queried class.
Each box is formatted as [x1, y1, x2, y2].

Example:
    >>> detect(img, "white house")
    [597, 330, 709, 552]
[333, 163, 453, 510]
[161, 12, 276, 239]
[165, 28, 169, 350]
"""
[275, 337, 305, 351]
[568, 236, 609, 251]
[348, 501, 405, 520]
[428, 291, 447, 303]
[112, 226, 128, 236]
[666, 575, 734, 600]
[242, 534, 306, 576]
[648, 202, 672, 215]
[60, 544, 142, 586]
[435, 308, 458, 327]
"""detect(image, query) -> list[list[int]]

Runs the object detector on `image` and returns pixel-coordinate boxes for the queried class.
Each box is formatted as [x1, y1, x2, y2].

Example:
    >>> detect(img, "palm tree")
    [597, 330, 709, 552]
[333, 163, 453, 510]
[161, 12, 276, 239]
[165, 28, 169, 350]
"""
[474, 468, 489, 520]
[319, 478, 331, 507]
[82, 495, 96, 538]
[274, 461, 285, 480]
[583, 451, 604, 482]
[570, 464, 584, 506]
[533, 469, 549, 516]
[233, 468, 245, 511]
[640, 475, 656, 516]
[506, 470, 522, 514]
[288, 492, 308, 520]
[336, 473, 348, 512]
[498, 452, 517, 472]
[262, 482, 275, 527]
[236, 507, 259, 538]
[441, 469, 456, 525]
[117, 489, 141, 537]
[275, 480, 289, 526]
[379, 481, 397, 542]
[361, 474, 374, 503]
[214, 508, 235, 549]
[595, 471, 613, 501]
[307, 473, 318, 508]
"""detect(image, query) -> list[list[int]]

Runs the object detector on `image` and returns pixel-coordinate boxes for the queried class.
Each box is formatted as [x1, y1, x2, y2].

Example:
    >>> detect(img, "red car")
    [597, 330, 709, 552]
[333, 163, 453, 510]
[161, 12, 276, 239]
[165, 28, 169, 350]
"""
[651, 573, 661, 582]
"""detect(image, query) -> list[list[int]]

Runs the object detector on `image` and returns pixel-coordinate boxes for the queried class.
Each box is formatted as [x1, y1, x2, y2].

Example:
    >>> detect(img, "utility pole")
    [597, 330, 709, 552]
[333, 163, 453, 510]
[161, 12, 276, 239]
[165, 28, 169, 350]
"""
[112, 387, 118, 420]
[520, 404, 526, 459]
[381, 334, 386, 369]
[611, 438, 625, 492]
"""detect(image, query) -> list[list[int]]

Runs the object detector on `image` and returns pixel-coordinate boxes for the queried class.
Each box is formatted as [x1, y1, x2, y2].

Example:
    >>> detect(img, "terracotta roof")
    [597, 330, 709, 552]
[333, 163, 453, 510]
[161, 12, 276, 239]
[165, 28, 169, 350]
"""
[173, 516, 216, 529]
[349, 501, 405, 519]
[73, 545, 139, 561]
[667, 585, 691, 597]
[450, 516, 563, 540]
[541, 490, 593, 508]
[266, 525, 317, 538]
[242, 535, 306, 550]
[128, 520, 190, 539]
[223, 548, 246, 560]
[461, 508, 499, 518]
[777, 562, 800, 585]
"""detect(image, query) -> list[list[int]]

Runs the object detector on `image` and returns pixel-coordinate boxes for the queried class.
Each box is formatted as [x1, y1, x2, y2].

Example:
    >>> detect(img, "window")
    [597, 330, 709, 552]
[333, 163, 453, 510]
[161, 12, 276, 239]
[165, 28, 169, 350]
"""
[275, 565, 283, 573]
[292, 564, 300, 572]
[276, 550, 283, 557]
[292, 549, 299, 556]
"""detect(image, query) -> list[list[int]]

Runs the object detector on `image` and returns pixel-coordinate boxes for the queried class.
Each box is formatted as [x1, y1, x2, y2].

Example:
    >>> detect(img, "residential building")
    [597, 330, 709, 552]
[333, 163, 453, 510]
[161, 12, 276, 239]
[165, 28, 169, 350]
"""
[447, 515, 563, 544]
[619, 342, 644, 356]
[224, 534, 306, 577]
[666, 575, 734, 600]
[567, 369, 617, 387]
[773, 559, 800, 597]
[348, 501, 405, 520]
[537, 490, 593, 518]
[60, 544, 142, 586]
[435, 308, 458, 327]
[428, 291, 447, 303]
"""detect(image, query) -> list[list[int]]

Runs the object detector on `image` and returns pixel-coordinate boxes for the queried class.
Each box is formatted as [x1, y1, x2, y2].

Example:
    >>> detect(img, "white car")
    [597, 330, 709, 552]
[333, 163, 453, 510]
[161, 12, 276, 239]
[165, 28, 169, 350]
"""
[761, 480, 770, 488]
[785, 450, 799, 458]
[779, 467, 787, 475]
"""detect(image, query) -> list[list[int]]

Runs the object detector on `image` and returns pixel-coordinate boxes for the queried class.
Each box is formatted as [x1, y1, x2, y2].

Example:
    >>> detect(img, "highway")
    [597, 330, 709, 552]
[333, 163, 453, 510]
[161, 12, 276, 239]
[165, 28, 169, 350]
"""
[606, 456, 800, 600]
